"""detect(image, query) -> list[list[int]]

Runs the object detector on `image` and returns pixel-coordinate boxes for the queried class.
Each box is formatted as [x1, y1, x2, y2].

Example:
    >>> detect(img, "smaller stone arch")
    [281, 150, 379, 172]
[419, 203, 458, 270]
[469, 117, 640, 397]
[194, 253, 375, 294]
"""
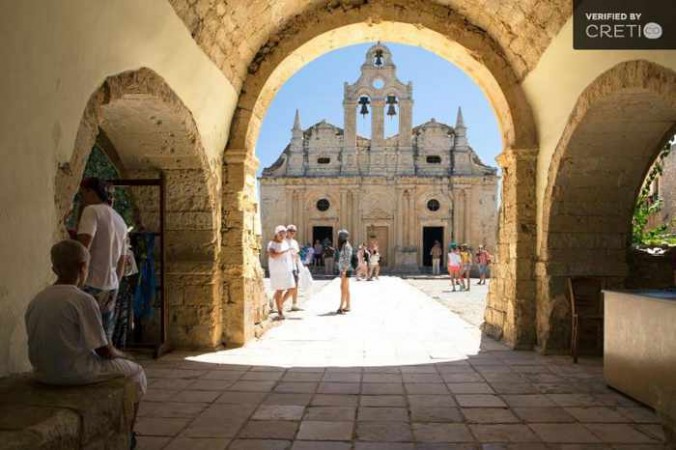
[55, 67, 222, 350]
[538, 60, 676, 352]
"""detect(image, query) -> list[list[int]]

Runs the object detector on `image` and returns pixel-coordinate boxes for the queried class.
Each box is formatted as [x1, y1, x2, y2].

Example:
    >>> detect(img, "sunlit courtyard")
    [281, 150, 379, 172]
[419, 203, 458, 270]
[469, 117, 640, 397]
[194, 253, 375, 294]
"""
[136, 277, 665, 449]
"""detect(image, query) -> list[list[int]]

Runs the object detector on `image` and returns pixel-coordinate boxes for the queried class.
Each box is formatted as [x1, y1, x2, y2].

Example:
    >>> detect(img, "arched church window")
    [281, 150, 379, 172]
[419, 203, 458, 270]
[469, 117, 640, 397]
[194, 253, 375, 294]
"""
[426, 155, 442, 164]
[317, 157, 330, 164]
[317, 199, 330, 212]
[427, 199, 440, 212]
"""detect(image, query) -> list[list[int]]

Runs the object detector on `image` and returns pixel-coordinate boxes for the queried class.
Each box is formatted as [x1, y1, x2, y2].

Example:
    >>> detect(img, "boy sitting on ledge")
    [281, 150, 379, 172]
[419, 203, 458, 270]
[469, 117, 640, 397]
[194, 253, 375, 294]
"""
[25, 239, 146, 447]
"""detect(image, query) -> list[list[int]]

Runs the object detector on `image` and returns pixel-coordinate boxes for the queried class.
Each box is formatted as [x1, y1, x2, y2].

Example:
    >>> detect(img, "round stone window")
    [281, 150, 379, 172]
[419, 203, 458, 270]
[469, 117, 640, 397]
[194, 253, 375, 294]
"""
[372, 78, 385, 89]
[427, 199, 440, 212]
[317, 199, 330, 212]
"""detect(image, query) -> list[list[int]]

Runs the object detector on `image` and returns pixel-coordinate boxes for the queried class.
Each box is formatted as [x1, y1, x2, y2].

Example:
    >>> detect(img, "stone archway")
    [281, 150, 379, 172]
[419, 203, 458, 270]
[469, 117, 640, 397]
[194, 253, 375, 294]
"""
[55, 67, 222, 349]
[538, 60, 676, 352]
[220, 3, 539, 346]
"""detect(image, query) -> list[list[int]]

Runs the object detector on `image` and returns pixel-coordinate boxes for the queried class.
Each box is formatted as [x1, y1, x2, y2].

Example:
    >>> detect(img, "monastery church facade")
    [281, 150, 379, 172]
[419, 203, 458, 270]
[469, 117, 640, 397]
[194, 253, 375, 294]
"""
[259, 44, 498, 271]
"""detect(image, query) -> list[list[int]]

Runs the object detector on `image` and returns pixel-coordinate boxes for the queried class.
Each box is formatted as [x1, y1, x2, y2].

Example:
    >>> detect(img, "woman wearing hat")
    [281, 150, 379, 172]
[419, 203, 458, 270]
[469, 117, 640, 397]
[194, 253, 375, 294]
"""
[335, 229, 353, 314]
[267, 225, 295, 320]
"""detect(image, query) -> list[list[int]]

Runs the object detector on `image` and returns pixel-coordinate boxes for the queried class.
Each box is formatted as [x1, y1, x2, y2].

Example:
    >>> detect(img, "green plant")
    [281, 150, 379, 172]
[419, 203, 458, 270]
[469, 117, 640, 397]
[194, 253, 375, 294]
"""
[632, 138, 675, 247]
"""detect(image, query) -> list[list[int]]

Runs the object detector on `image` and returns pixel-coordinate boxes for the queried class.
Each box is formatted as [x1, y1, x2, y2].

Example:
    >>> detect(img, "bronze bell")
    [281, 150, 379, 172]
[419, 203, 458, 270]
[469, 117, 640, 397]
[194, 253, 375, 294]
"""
[386, 95, 398, 117]
[374, 49, 384, 66]
[358, 96, 370, 116]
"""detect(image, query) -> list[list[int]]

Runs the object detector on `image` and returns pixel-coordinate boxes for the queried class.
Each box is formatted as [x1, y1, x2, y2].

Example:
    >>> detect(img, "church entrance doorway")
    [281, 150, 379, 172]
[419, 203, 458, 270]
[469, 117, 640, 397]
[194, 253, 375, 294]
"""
[313, 226, 334, 247]
[422, 227, 444, 268]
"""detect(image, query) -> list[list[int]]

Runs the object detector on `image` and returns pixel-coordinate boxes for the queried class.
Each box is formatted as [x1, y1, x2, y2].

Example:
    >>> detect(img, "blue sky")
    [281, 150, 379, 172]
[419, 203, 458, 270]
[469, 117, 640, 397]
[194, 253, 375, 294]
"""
[256, 42, 502, 175]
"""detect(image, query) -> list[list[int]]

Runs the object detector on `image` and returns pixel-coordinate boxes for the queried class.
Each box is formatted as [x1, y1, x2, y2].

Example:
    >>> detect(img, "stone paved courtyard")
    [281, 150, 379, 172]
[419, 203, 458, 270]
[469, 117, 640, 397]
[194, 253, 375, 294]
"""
[136, 277, 667, 449]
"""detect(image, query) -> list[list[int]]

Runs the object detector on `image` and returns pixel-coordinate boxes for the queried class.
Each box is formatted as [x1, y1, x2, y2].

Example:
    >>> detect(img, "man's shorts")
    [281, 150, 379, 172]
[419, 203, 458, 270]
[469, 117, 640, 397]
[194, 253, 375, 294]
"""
[478, 264, 488, 275]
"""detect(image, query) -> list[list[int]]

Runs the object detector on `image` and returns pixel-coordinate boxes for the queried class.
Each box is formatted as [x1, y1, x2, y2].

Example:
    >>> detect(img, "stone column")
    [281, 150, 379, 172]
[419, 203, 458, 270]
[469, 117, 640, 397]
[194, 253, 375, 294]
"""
[222, 150, 267, 346]
[484, 148, 537, 349]
[342, 100, 358, 175]
[371, 99, 385, 150]
[164, 168, 222, 349]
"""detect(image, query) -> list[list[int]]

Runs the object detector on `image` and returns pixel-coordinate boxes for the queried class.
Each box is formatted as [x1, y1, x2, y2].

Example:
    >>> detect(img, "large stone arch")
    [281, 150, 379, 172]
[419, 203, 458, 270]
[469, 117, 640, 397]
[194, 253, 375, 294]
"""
[537, 60, 676, 352]
[219, 1, 541, 346]
[55, 67, 223, 349]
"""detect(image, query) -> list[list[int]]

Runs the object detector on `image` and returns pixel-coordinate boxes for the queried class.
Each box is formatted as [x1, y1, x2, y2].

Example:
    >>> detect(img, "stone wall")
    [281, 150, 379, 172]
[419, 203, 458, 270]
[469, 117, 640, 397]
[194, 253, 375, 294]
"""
[0, 1, 235, 376]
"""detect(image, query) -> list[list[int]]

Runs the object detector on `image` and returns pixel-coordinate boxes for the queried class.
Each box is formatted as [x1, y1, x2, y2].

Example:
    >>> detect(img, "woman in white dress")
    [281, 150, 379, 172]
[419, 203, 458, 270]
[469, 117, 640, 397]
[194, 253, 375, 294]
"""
[267, 225, 295, 320]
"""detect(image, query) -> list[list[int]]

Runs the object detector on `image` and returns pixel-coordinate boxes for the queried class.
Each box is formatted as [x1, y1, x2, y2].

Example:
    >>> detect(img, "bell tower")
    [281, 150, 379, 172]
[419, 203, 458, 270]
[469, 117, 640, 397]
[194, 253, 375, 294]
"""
[342, 43, 414, 176]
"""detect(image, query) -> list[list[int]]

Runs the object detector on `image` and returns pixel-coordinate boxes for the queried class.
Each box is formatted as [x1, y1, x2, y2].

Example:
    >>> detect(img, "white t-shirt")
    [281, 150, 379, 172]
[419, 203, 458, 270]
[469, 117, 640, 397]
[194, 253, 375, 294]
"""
[25, 285, 108, 385]
[77, 204, 128, 290]
[448, 252, 462, 267]
[285, 238, 300, 271]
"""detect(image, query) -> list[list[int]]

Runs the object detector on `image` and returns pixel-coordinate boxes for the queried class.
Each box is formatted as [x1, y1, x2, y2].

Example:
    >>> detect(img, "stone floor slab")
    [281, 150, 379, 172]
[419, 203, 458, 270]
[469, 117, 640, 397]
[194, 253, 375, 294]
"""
[359, 407, 409, 421]
[584, 424, 658, 443]
[238, 421, 299, 440]
[228, 439, 290, 449]
[164, 437, 229, 449]
[512, 407, 576, 423]
[305, 406, 356, 421]
[297, 421, 354, 440]
[356, 421, 413, 442]
[446, 383, 495, 394]
[469, 424, 541, 442]
[410, 406, 463, 423]
[360, 395, 407, 407]
[252, 405, 306, 421]
[529, 423, 601, 443]
[455, 395, 507, 408]
[292, 441, 352, 450]
[411, 423, 474, 443]
[135, 417, 191, 437]
[311, 394, 359, 406]
[460, 408, 520, 424]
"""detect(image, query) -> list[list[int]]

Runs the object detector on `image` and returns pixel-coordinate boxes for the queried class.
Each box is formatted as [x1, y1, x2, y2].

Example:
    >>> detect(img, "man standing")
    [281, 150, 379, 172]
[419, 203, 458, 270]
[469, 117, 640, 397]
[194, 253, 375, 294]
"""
[283, 224, 302, 311]
[430, 240, 442, 275]
[77, 177, 127, 341]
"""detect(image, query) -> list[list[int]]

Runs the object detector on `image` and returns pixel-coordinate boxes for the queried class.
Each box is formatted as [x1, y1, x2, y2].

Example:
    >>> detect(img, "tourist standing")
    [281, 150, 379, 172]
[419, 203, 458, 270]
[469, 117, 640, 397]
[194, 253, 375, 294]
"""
[303, 243, 314, 267]
[460, 244, 472, 291]
[76, 177, 128, 341]
[368, 249, 381, 280]
[475, 245, 492, 285]
[323, 242, 336, 275]
[356, 243, 370, 281]
[447, 244, 461, 292]
[335, 229, 353, 314]
[267, 225, 295, 320]
[313, 240, 323, 267]
[283, 224, 302, 311]
[430, 241, 442, 275]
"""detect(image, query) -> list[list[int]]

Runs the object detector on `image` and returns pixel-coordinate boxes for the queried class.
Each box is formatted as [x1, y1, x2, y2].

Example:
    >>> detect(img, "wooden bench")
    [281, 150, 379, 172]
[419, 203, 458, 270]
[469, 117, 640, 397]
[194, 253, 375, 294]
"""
[0, 374, 136, 449]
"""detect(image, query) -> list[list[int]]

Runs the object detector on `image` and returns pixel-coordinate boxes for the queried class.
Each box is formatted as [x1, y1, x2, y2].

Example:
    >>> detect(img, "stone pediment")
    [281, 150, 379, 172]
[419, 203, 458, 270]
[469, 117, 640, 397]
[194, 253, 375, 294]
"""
[362, 207, 393, 219]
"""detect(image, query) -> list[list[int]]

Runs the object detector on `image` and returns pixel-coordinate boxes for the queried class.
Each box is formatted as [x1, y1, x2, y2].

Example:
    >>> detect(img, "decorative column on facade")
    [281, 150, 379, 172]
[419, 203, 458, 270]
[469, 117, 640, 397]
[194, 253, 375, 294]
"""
[287, 109, 304, 176]
[397, 85, 415, 175]
[484, 148, 538, 349]
[342, 93, 358, 175]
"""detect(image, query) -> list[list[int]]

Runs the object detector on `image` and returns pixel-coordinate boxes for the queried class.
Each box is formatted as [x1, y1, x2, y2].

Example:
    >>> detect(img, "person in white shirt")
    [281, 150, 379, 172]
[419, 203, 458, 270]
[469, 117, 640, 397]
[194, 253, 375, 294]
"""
[283, 224, 302, 311]
[76, 177, 127, 341]
[267, 225, 295, 320]
[25, 239, 146, 446]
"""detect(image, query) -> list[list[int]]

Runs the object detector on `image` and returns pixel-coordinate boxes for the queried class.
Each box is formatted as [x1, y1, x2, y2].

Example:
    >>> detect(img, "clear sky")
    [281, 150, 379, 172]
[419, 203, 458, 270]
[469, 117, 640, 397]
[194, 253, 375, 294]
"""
[256, 42, 502, 176]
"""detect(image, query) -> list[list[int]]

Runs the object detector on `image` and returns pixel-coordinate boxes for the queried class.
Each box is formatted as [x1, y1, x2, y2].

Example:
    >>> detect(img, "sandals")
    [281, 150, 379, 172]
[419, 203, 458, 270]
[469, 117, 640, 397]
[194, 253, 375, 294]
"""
[336, 308, 345, 315]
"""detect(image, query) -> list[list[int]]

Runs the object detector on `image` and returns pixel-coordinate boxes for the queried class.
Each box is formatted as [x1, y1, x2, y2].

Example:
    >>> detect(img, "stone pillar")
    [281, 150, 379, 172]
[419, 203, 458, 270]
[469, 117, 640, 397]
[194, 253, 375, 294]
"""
[342, 99, 358, 175]
[222, 150, 267, 346]
[484, 148, 538, 349]
[371, 99, 385, 150]
[398, 98, 413, 148]
[164, 168, 222, 349]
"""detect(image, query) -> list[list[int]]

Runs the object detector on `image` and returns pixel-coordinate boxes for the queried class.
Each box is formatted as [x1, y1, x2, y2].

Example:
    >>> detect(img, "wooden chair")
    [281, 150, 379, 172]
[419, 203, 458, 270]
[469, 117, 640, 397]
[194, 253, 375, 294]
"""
[568, 276, 605, 363]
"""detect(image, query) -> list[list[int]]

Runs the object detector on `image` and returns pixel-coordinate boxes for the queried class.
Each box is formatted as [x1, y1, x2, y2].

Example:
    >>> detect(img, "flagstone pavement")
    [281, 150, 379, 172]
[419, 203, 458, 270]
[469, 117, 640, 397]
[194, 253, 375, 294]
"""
[135, 276, 669, 449]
